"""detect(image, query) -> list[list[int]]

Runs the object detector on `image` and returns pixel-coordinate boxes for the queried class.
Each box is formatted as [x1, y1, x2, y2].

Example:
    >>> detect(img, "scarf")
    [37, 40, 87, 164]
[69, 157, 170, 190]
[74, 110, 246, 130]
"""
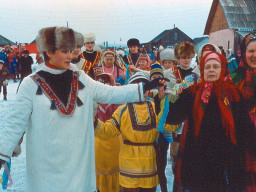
[190, 52, 241, 144]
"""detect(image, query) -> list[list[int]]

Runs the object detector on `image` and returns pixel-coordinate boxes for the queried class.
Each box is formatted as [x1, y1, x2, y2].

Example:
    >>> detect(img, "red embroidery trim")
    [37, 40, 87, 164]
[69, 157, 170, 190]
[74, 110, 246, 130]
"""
[31, 71, 79, 116]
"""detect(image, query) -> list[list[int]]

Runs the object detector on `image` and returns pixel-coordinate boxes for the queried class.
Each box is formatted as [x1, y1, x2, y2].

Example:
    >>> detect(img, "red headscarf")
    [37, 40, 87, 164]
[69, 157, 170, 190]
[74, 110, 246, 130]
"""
[190, 52, 241, 144]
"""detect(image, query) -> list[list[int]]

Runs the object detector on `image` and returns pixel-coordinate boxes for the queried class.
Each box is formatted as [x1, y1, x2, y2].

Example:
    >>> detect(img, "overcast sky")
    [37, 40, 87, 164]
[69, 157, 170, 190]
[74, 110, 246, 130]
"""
[0, 0, 213, 45]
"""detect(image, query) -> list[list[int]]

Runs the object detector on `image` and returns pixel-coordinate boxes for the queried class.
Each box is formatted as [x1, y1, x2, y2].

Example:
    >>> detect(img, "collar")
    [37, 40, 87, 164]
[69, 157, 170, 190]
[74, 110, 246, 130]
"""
[179, 65, 191, 70]
[85, 50, 94, 53]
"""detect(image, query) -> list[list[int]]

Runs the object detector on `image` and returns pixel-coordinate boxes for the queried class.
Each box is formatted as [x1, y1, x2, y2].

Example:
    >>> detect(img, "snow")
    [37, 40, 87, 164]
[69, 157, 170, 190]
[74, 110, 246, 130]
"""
[0, 80, 174, 192]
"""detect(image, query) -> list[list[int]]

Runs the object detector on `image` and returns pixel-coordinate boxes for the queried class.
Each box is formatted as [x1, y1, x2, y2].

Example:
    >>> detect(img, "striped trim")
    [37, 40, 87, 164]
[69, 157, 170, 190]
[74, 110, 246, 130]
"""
[138, 84, 142, 102]
[128, 102, 156, 131]
[0, 153, 10, 160]
[119, 104, 128, 127]
[120, 171, 157, 178]
[110, 117, 120, 131]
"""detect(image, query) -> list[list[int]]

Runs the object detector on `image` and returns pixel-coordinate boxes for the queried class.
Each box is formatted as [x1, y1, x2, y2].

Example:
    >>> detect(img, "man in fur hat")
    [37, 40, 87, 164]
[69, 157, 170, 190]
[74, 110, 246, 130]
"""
[122, 38, 141, 66]
[80, 33, 102, 79]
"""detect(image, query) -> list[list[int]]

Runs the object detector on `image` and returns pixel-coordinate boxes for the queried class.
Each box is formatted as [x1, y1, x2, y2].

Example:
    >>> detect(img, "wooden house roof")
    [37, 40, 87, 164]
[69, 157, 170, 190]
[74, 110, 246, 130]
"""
[0, 35, 15, 46]
[204, 0, 256, 35]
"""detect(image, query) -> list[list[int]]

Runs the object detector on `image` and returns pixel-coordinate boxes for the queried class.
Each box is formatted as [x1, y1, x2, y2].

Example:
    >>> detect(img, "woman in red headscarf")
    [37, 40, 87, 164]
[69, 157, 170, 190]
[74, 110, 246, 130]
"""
[231, 32, 256, 192]
[156, 52, 256, 192]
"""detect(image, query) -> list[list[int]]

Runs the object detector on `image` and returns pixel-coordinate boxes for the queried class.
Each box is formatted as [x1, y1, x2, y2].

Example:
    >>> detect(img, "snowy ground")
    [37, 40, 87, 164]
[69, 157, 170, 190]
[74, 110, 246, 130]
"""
[0, 80, 174, 192]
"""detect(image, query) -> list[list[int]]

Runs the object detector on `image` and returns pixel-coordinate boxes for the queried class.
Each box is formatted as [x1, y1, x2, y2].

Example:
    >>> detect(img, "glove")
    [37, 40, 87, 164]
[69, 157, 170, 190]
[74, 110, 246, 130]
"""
[3, 79, 8, 86]
[143, 78, 169, 93]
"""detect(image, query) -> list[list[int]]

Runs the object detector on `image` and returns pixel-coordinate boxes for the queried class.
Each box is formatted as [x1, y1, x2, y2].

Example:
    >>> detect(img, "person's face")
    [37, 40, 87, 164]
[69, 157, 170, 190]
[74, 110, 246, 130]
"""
[72, 47, 81, 60]
[23, 53, 28, 58]
[178, 56, 192, 68]
[0, 64, 3, 70]
[85, 42, 95, 51]
[151, 74, 163, 80]
[103, 55, 115, 67]
[129, 46, 139, 54]
[47, 49, 72, 69]
[226, 51, 230, 58]
[163, 60, 174, 69]
[138, 60, 148, 70]
[153, 50, 158, 57]
[203, 59, 222, 82]
[246, 41, 256, 69]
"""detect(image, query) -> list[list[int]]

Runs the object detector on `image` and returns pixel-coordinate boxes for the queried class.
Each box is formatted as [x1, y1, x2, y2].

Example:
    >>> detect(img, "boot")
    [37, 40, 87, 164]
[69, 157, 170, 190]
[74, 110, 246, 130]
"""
[3, 94, 7, 101]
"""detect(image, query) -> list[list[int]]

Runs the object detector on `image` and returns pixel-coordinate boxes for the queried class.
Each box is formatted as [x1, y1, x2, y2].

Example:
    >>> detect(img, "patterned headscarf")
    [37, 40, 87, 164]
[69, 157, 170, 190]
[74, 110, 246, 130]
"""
[190, 52, 241, 144]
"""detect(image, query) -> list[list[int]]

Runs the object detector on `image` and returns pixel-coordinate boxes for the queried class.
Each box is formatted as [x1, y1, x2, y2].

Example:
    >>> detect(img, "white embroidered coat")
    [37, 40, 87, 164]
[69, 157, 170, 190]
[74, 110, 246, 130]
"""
[0, 64, 144, 192]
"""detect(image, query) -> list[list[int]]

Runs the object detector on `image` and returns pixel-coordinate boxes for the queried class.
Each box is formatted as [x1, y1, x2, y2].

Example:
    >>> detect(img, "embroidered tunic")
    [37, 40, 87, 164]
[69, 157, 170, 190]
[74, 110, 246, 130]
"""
[0, 63, 145, 192]
[94, 101, 179, 188]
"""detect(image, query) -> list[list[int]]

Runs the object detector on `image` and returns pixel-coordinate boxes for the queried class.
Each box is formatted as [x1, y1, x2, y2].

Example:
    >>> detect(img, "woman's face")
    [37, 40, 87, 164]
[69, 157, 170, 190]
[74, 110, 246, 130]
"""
[47, 49, 72, 69]
[85, 42, 94, 52]
[71, 47, 81, 60]
[178, 57, 192, 68]
[138, 60, 148, 70]
[246, 41, 256, 69]
[203, 59, 222, 82]
[103, 55, 115, 67]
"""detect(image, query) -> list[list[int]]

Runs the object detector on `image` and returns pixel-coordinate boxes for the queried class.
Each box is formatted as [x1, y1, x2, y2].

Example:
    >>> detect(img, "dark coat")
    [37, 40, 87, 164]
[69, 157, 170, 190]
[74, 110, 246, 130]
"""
[155, 89, 256, 192]
[0, 66, 9, 86]
[19, 56, 33, 80]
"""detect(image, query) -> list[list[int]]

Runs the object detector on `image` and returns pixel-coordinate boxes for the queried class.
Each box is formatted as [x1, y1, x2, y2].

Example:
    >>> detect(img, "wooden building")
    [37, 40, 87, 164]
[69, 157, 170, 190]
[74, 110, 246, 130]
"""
[204, 0, 256, 53]
[0, 35, 15, 47]
[142, 27, 194, 51]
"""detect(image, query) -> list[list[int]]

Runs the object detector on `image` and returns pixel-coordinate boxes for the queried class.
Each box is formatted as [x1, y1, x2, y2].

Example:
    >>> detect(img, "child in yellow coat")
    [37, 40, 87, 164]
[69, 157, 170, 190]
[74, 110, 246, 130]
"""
[94, 71, 180, 192]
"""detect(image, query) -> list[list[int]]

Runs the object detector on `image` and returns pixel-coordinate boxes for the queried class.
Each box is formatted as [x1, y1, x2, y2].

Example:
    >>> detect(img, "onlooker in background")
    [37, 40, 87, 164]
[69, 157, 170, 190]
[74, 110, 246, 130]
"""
[160, 48, 177, 71]
[17, 50, 33, 92]
[226, 49, 238, 73]
[80, 33, 102, 79]
[0, 48, 7, 65]
[122, 38, 141, 66]
[10, 56, 19, 82]
[218, 46, 226, 57]
[71, 32, 84, 69]
[7, 47, 16, 68]
[0, 60, 9, 100]
[235, 50, 241, 65]
[151, 47, 161, 64]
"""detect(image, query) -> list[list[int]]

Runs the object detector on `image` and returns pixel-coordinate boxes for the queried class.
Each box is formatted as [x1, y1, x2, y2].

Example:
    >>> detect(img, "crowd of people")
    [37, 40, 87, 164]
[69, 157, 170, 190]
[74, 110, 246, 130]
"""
[0, 26, 255, 192]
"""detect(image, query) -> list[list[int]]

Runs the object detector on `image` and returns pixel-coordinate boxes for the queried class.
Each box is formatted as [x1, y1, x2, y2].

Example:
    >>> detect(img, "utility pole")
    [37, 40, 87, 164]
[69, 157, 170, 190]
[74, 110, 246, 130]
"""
[67, 21, 69, 27]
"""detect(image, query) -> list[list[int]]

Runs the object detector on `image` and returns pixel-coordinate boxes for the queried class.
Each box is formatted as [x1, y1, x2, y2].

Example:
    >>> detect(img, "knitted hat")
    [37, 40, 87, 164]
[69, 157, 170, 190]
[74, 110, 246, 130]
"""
[160, 48, 175, 62]
[150, 62, 164, 79]
[128, 71, 149, 84]
[127, 38, 140, 48]
[36, 27, 76, 54]
[84, 33, 96, 43]
[174, 41, 195, 59]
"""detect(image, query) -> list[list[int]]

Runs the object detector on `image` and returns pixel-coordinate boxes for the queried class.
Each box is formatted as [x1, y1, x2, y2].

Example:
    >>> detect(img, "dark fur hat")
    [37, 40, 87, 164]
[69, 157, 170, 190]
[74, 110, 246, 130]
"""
[174, 41, 195, 59]
[127, 38, 140, 48]
[36, 27, 76, 53]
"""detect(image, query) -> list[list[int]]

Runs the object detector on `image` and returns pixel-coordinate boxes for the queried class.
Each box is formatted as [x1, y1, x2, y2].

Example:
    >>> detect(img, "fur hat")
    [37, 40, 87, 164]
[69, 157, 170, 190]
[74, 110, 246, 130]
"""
[127, 38, 140, 48]
[128, 71, 149, 84]
[160, 48, 175, 62]
[150, 62, 164, 79]
[84, 33, 96, 43]
[0, 60, 4, 64]
[174, 41, 195, 59]
[116, 50, 125, 57]
[75, 32, 84, 48]
[36, 27, 76, 54]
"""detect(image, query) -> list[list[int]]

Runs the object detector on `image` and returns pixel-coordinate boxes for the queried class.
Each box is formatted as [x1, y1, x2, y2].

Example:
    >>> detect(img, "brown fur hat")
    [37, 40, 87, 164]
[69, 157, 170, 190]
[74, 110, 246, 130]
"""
[36, 27, 76, 53]
[174, 41, 195, 59]
[75, 32, 84, 48]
